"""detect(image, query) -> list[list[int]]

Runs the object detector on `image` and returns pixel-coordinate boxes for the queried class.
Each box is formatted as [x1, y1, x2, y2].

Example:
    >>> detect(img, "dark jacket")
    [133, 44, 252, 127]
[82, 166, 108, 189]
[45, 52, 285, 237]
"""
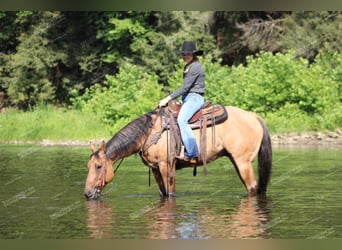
[170, 60, 205, 100]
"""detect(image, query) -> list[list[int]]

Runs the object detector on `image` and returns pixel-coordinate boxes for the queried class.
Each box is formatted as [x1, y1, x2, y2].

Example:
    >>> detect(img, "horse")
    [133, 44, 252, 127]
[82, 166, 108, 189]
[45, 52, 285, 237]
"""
[84, 105, 272, 200]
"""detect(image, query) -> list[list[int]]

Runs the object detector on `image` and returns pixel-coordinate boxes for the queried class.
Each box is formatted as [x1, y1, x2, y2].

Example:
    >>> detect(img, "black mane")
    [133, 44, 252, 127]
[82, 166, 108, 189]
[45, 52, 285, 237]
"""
[105, 110, 158, 160]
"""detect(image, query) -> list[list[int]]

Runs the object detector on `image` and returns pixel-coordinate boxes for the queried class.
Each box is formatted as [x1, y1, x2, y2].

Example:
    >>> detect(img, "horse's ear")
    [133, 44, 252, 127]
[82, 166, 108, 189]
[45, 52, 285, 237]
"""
[90, 142, 97, 153]
[100, 141, 107, 153]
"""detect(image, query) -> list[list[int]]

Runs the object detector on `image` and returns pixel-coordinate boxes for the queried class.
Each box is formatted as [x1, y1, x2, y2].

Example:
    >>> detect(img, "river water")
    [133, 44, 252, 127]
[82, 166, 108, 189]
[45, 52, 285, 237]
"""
[0, 144, 341, 239]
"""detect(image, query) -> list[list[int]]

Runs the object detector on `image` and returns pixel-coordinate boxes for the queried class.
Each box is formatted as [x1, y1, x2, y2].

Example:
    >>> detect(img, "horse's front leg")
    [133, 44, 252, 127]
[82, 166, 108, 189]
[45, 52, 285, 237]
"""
[151, 168, 166, 197]
[153, 161, 176, 197]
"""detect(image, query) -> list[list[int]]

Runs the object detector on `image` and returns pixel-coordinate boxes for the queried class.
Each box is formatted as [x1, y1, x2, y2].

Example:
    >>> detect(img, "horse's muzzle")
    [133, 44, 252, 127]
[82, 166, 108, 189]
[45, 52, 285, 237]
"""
[84, 188, 100, 200]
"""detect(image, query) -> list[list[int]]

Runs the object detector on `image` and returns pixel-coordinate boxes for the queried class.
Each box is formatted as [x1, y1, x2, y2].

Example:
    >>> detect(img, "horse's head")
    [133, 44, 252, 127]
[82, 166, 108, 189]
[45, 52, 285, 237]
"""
[84, 142, 114, 200]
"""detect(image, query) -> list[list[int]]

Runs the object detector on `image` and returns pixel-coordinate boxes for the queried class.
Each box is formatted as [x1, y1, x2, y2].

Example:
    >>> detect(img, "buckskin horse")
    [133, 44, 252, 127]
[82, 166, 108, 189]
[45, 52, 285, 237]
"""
[84, 102, 272, 200]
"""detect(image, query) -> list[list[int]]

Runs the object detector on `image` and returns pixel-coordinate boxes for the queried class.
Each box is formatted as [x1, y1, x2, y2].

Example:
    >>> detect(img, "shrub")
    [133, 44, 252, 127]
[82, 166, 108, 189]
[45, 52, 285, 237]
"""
[168, 51, 341, 131]
[72, 62, 163, 133]
[75, 50, 341, 134]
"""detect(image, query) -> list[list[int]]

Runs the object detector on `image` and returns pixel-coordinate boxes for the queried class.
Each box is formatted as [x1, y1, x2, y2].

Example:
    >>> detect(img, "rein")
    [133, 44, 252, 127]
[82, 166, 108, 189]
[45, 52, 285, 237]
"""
[114, 158, 124, 174]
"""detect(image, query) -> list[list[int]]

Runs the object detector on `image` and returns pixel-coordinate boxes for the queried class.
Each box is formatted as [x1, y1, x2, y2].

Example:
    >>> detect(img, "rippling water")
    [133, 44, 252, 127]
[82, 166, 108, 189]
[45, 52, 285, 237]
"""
[0, 145, 341, 239]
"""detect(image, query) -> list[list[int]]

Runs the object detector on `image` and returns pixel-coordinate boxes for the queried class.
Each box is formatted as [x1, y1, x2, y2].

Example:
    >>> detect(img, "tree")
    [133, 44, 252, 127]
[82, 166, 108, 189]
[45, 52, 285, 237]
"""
[0, 11, 117, 109]
[99, 11, 217, 85]
[72, 62, 163, 132]
[1, 11, 340, 111]
[209, 11, 342, 65]
[1, 12, 66, 109]
[209, 11, 290, 65]
[0, 11, 218, 109]
[279, 11, 342, 62]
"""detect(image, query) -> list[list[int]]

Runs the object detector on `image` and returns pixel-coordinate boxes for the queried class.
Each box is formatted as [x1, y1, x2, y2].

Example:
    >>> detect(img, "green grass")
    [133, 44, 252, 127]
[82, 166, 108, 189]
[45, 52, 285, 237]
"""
[0, 106, 111, 142]
[0, 105, 341, 143]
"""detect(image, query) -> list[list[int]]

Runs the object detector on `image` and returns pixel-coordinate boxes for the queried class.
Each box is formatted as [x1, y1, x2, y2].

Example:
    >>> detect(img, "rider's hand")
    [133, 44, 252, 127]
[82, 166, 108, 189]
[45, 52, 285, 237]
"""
[159, 96, 171, 107]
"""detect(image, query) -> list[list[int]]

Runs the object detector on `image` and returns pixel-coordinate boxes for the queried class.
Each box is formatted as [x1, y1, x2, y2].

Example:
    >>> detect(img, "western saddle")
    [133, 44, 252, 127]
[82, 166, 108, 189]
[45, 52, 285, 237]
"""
[166, 100, 227, 129]
[150, 100, 228, 176]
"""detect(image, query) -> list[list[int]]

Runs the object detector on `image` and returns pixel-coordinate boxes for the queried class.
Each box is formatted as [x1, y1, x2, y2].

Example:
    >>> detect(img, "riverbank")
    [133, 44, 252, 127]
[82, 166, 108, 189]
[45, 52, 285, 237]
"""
[270, 129, 342, 146]
[1, 106, 341, 147]
[1, 129, 342, 147]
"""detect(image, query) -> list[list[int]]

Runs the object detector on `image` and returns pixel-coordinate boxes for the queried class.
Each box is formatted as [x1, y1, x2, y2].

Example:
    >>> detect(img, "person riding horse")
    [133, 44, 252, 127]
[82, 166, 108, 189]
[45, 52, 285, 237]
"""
[84, 42, 272, 200]
[159, 41, 205, 164]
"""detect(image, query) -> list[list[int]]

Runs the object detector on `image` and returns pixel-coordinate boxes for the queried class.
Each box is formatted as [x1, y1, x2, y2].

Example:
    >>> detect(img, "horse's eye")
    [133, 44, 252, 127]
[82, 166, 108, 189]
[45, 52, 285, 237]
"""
[96, 165, 102, 170]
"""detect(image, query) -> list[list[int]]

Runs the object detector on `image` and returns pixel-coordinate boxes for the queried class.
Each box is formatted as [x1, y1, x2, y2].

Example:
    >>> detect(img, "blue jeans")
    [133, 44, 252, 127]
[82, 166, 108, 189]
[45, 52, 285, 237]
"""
[178, 93, 204, 158]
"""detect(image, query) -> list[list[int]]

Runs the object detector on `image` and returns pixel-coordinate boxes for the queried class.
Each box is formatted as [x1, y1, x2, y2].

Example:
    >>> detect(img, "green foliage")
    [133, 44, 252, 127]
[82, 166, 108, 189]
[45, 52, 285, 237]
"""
[101, 16, 148, 63]
[0, 12, 19, 52]
[99, 11, 217, 85]
[0, 11, 341, 136]
[167, 50, 342, 132]
[1, 12, 66, 109]
[225, 51, 340, 115]
[211, 11, 342, 65]
[0, 12, 118, 109]
[280, 11, 342, 60]
[203, 56, 232, 104]
[72, 62, 163, 133]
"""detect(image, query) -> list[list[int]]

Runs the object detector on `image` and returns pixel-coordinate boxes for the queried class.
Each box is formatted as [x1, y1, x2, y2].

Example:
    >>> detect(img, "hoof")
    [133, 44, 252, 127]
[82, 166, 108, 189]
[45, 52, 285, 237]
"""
[248, 186, 258, 197]
[159, 190, 167, 197]
[168, 192, 176, 197]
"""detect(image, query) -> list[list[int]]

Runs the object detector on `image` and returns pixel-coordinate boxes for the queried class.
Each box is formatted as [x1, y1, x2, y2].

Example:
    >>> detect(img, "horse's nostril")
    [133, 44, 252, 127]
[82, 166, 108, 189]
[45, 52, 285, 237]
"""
[84, 191, 91, 199]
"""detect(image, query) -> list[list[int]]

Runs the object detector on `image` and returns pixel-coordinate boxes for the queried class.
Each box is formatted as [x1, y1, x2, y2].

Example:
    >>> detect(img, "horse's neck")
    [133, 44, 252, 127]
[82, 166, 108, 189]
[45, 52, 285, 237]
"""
[105, 112, 158, 162]
[105, 137, 146, 162]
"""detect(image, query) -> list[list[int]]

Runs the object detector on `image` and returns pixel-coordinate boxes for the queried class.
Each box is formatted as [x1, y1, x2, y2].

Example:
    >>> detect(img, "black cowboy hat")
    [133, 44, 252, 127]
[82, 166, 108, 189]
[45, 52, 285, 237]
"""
[174, 41, 204, 56]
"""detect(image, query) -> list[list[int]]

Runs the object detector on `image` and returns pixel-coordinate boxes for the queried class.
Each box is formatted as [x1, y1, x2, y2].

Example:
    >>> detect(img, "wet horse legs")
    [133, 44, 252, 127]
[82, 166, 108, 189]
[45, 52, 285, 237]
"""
[233, 158, 258, 196]
[152, 162, 176, 197]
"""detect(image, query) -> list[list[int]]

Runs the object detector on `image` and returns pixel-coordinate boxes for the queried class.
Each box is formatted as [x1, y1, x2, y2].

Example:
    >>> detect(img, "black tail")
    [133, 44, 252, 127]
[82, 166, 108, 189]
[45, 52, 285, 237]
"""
[256, 117, 272, 194]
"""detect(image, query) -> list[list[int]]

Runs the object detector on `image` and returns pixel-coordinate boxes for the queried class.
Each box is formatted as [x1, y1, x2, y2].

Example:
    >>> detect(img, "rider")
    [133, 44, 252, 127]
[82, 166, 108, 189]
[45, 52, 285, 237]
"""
[159, 41, 205, 163]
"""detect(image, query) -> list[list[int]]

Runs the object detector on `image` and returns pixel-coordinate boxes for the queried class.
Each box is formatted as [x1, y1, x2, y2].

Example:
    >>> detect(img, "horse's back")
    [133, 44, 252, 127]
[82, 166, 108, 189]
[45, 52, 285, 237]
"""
[225, 106, 263, 128]
[221, 106, 264, 157]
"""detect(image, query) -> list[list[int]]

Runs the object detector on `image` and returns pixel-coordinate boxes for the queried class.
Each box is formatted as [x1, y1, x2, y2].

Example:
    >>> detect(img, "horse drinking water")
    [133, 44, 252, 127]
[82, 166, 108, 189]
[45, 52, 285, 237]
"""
[84, 104, 272, 200]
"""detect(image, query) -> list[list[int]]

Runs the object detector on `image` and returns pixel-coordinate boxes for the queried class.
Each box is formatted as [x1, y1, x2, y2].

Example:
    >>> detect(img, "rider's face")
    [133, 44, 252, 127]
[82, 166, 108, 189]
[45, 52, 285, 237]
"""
[181, 53, 194, 64]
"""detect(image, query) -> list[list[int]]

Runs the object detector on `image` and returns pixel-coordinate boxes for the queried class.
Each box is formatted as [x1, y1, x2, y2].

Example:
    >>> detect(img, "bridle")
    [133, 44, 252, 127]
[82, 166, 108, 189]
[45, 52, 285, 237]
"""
[100, 158, 125, 196]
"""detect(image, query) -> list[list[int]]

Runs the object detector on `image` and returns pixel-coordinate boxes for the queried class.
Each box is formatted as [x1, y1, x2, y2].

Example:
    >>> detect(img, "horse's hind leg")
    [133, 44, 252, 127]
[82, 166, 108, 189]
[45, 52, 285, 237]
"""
[232, 158, 258, 196]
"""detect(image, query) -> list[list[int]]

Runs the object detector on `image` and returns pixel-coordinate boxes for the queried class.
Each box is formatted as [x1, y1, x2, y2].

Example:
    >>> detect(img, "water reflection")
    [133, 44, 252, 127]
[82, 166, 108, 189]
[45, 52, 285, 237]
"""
[150, 196, 271, 239]
[85, 200, 113, 239]
[148, 198, 178, 239]
[227, 196, 270, 238]
[85, 195, 271, 239]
